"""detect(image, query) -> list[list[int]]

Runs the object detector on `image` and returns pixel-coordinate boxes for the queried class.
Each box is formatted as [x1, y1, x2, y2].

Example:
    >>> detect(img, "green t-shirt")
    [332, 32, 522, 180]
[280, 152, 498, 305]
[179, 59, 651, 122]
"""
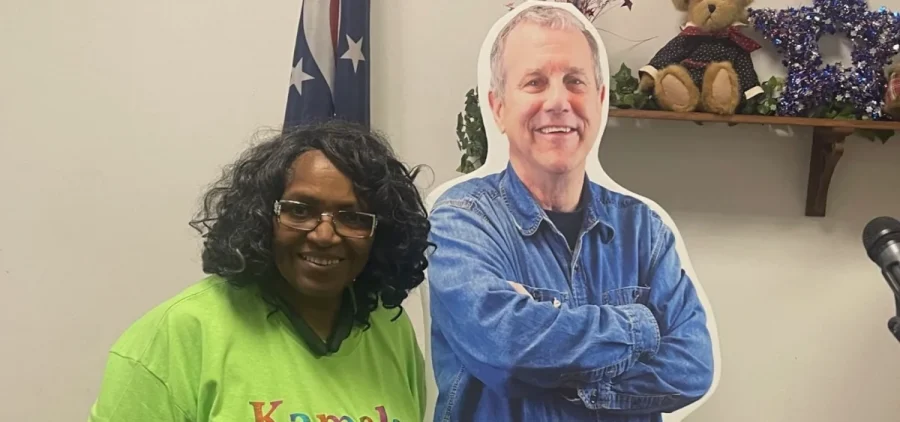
[88, 275, 426, 422]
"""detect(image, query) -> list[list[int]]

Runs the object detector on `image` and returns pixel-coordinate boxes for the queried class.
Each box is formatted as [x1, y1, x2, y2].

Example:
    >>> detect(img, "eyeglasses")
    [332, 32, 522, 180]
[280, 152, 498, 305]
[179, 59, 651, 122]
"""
[273, 200, 378, 239]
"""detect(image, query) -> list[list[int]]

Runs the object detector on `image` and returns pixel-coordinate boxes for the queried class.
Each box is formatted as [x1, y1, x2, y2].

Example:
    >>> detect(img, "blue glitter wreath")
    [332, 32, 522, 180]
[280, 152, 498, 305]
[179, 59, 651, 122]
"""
[748, 0, 900, 120]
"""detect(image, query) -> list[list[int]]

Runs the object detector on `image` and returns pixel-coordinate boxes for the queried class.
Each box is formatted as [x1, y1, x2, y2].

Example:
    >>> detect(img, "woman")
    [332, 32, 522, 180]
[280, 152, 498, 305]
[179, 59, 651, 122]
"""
[88, 120, 432, 422]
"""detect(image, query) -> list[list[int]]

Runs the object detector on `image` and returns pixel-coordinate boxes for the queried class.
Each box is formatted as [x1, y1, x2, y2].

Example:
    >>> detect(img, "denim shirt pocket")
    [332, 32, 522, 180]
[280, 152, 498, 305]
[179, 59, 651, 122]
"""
[520, 285, 570, 309]
[601, 286, 651, 307]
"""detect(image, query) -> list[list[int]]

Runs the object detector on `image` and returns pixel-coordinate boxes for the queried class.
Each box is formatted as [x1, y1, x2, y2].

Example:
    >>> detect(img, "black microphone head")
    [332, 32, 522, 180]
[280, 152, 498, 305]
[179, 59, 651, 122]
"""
[863, 216, 900, 262]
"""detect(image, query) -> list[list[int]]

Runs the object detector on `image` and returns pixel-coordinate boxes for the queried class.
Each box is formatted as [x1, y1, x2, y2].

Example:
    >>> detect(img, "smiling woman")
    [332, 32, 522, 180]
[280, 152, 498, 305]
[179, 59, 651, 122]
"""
[87, 120, 433, 422]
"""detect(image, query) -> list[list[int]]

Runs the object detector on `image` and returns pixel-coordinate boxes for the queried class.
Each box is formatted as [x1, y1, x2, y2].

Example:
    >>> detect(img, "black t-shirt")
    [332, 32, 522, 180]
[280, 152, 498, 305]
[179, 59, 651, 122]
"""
[545, 207, 585, 250]
[263, 285, 356, 357]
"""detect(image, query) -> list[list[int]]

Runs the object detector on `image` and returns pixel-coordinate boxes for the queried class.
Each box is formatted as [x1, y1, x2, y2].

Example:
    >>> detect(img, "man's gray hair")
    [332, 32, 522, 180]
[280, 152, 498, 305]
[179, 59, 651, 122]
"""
[489, 4, 604, 100]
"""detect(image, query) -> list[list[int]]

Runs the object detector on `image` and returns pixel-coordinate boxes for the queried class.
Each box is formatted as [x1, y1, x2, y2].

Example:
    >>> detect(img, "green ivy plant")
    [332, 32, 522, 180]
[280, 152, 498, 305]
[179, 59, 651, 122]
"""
[741, 75, 784, 116]
[610, 63, 657, 110]
[455, 88, 487, 173]
[812, 103, 894, 144]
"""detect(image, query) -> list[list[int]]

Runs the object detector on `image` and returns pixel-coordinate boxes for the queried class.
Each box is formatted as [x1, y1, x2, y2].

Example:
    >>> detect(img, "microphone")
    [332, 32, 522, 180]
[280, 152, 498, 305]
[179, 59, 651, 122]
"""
[862, 216, 900, 343]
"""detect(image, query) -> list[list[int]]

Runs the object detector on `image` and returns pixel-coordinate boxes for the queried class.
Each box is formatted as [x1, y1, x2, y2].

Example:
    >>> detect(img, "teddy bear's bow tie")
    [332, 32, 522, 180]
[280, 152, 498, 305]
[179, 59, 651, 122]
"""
[680, 26, 761, 52]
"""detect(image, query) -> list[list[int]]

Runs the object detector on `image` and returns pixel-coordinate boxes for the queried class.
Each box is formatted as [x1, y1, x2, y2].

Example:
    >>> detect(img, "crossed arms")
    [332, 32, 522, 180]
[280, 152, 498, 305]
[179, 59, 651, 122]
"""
[426, 201, 714, 413]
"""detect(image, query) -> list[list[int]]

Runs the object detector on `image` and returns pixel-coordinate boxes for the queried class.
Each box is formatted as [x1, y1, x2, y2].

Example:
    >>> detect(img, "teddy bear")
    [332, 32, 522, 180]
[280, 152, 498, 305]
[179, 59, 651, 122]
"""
[884, 63, 900, 118]
[638, 0, 763, 115]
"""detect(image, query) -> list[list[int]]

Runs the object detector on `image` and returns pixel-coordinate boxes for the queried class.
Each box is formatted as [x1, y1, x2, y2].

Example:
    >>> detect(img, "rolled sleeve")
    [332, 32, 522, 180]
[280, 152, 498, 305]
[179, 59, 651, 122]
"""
[592, 216, 715, 414]
[621, 303, 661, 358]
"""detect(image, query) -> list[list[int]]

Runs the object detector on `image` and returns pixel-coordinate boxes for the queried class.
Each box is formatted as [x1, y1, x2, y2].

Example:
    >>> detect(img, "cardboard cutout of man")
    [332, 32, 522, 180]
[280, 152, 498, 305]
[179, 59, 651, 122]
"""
[422, 2, 719, 421]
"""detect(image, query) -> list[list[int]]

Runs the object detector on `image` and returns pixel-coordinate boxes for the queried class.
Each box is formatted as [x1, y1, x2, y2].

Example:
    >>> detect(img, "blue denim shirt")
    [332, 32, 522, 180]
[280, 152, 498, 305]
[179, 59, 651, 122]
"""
[426, 164, 714, 421]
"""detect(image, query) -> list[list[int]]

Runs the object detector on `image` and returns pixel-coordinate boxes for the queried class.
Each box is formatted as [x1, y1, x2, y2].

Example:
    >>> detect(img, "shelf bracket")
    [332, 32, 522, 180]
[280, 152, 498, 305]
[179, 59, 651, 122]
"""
[805, 127, 852, 217]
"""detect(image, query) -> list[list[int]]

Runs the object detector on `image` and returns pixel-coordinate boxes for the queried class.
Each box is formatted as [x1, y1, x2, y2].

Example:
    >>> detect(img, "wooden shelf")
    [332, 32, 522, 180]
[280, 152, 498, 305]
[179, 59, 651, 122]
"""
[608, 108, 900, 217]
[609, 108, 900, 130]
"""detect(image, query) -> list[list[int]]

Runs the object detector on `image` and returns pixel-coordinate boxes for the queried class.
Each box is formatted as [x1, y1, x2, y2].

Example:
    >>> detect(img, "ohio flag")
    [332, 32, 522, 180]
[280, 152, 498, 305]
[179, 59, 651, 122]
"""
[283, 0, 370, 128]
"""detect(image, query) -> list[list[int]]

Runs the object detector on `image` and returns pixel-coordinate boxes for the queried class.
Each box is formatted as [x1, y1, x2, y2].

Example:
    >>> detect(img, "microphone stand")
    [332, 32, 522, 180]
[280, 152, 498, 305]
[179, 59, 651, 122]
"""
[883, 268, 900, 344]
[889, 295, 900, 344]
[888, 295, 900, 342]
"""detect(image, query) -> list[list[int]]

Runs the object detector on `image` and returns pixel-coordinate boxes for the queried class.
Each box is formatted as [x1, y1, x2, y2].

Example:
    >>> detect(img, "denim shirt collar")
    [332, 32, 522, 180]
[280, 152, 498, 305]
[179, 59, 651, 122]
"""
[499, 162, 615, 243]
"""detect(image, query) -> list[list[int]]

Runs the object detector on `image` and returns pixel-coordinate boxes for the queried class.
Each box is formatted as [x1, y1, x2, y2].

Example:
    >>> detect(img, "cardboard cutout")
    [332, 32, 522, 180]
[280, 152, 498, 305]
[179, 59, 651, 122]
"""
[418, 2, 720, 420]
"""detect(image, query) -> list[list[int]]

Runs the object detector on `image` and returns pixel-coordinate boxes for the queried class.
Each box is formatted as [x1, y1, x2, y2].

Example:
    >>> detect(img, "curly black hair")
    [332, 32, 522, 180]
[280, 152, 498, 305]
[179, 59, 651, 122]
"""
[189, 120, 433, 328]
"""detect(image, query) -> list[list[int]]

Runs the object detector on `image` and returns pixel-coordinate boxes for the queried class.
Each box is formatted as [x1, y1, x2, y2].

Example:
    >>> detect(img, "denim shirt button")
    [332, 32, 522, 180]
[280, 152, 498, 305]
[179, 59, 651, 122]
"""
[552, 298, 561, 308]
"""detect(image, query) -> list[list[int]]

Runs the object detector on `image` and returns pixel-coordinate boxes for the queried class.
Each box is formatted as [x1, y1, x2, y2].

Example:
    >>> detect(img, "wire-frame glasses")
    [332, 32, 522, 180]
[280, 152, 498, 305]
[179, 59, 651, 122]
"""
[274, 200, 377, 239]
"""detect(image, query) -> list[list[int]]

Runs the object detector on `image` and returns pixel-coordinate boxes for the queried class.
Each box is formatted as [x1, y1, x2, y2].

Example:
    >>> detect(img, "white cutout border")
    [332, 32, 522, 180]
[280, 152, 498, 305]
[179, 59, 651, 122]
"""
[417, 3, 722, 420]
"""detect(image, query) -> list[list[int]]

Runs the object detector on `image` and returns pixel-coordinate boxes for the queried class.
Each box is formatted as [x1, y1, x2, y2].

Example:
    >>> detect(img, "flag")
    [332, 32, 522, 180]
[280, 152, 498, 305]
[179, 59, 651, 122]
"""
[283, 0, 370, 129]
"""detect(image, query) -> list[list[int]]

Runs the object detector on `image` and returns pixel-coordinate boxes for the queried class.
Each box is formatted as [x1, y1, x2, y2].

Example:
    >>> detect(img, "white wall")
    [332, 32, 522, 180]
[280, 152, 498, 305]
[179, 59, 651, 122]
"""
[0, 0, 302, 418]
[1, 0, 899, 421]
[374, 0, 900, 421]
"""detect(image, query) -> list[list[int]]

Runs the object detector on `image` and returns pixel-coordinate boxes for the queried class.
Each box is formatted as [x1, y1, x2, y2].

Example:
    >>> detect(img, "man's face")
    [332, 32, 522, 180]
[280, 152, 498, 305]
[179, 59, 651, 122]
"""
[489, 22, 605, 176]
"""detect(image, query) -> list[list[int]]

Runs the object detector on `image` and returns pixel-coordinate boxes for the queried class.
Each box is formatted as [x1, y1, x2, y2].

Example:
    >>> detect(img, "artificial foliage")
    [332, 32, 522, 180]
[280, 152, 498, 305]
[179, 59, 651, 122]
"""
[455, 88, 487, 173]
[747, 0, 900, 121]
[610, 63, 658, 110]
[742, 76, 784, 116]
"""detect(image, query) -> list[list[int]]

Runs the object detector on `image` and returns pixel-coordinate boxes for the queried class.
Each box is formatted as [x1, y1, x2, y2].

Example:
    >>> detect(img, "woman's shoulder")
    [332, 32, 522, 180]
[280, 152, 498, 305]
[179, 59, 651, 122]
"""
[106, 275, 263, 361]
[368, 302, 416, 332]
[365, 302, 423, 354]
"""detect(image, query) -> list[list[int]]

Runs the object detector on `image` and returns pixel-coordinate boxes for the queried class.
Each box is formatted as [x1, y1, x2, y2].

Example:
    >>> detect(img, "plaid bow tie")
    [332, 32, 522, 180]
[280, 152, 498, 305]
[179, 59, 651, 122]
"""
[680, 25, 761, 53]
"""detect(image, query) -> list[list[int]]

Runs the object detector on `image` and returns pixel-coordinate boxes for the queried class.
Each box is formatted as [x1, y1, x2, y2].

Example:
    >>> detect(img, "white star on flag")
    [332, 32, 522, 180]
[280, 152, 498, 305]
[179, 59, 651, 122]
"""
[283, 0, 370, 127]
[340, 35, 366, 73]
[290, 58, 315, 95]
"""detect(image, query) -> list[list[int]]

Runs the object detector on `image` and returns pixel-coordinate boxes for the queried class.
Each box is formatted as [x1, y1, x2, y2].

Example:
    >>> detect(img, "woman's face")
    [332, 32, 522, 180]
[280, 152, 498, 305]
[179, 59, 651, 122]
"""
[272, 150, 375, 300]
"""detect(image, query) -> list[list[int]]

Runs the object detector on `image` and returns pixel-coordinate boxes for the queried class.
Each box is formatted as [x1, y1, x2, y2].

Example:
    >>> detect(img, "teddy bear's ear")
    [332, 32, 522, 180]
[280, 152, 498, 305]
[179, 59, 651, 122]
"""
[671, 0, 689, 11]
